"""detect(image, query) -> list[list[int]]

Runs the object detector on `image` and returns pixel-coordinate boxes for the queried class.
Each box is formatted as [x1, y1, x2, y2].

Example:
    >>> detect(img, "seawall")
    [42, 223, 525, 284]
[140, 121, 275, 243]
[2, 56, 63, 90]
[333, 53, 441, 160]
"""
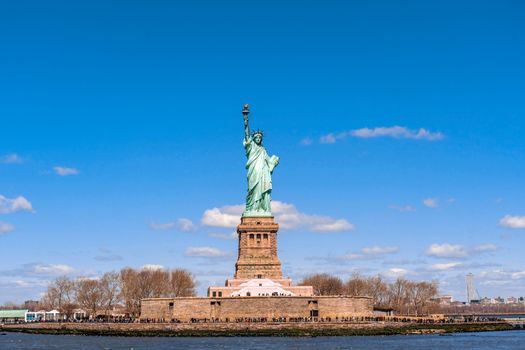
[0, 321, 516, 337]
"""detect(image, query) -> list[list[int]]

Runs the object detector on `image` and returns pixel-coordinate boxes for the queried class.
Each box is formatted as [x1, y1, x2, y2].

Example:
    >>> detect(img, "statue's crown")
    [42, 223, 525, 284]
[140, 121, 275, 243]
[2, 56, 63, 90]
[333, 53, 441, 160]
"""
[252, 129, 264, 137]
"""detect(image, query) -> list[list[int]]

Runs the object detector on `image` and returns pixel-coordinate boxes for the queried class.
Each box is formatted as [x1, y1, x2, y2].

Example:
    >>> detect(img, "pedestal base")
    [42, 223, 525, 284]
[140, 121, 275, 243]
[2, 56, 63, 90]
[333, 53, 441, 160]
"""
[234, 216, 283, 280]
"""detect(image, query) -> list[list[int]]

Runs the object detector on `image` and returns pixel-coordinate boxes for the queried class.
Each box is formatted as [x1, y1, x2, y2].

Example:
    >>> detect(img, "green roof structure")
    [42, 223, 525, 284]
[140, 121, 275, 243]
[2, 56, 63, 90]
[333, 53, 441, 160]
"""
[0, 309, 28, 318]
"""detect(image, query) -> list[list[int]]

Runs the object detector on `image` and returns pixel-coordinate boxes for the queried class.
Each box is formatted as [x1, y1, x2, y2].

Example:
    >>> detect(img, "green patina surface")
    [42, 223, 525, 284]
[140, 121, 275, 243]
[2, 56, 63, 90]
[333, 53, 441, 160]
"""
[242, 105, 279, 217]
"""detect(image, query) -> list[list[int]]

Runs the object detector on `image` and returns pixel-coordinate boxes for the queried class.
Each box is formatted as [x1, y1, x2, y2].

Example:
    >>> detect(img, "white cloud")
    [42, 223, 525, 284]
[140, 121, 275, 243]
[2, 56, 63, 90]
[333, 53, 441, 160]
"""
[389, 205, 416, 212]
[478, 269, 525, 283]
[426, 243, 497, 259]
[350, 126, 444, 141]
[273, 201, 354, 232]
[150, 218, 195, 232]
[6, 279, 49, 289]
[0, 222, 14, 234]
[319, 133, 337, 144]
[0, 195, 34, 214]
[53, 166, 80, 176]
[310, 219, 355, 232]
[33, 264, 74, 275]
[342, 246, 399, 261]
[176, 219, 195, 232]
[511, 271, 525, 280]
[1, 153, 23, 164]
[426, 244, 467, 258]
[430, 262, 463, 271]
[318, 126, 444, 144]
[201, 205, 244, 228]
[362, 246, 399, 255]
[423, 198, 439, 208]
[208, 232, 238, 240]
[185, 247, 231, 258]
[500, 215, 525, 229]
[341, 253, 362, 260]
[385, 268, 409, 278]
[300, 137, 313, 146]
[141, 264, 164, 271]
[201, 201, 355, 233]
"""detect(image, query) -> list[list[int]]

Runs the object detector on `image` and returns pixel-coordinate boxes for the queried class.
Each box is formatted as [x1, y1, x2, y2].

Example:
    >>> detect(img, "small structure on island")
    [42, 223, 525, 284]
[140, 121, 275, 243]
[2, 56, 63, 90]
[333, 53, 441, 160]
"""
[140, 105, 373, 322]
[0, 309, 29, 323]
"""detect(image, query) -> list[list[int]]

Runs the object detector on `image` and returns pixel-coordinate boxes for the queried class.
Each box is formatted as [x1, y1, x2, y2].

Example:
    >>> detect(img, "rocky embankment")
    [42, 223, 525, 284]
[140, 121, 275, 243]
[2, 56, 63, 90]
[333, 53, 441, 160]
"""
[0, 321, 516, 337]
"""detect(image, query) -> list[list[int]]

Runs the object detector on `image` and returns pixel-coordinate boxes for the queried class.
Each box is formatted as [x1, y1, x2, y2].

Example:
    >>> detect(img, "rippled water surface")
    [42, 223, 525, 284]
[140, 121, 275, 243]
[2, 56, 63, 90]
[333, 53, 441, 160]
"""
[1, 331, 524, 349]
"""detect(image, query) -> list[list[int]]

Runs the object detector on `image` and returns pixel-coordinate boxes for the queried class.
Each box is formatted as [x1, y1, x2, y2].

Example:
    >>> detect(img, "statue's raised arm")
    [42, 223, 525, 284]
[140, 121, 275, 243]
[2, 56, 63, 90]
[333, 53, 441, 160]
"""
[241, 104, 279, 217]
[242, 104, 250, 141]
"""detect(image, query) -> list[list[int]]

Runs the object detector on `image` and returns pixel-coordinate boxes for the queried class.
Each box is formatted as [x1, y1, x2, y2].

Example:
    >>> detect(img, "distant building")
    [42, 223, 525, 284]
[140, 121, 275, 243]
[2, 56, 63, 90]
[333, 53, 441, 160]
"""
[480, 297, 492, 305]
[506, 296, 518, 304]
[373, 307, 395, 317]
[494, 297, 505, 304]
[23, 300, 40, 311]
[433, 295, 453, 305]
[73, 308, 87, 320]
[450, 301, 465, 307]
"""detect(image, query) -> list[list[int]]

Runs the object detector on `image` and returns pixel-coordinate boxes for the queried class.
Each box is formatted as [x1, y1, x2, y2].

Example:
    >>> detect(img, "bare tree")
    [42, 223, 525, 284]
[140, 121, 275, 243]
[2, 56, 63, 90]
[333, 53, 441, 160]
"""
[411, 281, 439, 316]
[167, 269, 196, 297]
[119, 267, 197, 317]
[387, 278, 409, 312]
[299, 273, 344, 295]
[76, 278, 104, 318]
[120, 268, 142, 318]
[41, 276, 76, 319]
[345, 273, 369, 296]
[366, 275, 389, 307]
[100, 271, 122, 319]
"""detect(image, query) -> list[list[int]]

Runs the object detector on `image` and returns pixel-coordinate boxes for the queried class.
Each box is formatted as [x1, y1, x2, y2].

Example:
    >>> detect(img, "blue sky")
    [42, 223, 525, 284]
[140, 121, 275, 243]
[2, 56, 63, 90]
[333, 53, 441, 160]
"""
[1, 0, 524, 303]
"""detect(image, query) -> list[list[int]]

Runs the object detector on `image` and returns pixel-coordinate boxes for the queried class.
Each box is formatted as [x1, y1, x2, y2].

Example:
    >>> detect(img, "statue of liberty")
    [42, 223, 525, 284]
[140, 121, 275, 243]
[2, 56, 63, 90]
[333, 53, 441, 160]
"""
[242, 104, 279, 216]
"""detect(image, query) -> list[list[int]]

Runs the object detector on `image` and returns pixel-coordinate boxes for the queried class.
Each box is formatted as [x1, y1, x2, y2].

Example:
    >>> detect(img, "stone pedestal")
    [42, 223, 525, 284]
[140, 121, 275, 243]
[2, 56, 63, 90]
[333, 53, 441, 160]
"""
[234, 216, 283, 279]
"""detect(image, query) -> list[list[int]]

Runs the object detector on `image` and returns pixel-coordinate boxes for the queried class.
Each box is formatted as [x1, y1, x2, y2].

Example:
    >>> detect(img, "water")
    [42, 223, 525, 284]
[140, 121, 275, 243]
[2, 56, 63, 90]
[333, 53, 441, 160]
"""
[0, 331, 524, 349]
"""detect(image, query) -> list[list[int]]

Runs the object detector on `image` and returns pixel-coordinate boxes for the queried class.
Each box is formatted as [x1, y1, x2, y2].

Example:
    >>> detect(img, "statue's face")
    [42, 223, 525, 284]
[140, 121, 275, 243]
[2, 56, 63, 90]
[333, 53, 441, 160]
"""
[254, 134, 262, 145]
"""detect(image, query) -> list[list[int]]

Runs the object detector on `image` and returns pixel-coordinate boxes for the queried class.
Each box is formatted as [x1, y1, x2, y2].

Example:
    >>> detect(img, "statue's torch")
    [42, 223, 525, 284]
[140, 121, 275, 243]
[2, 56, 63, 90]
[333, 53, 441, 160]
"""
[242, 104, 250, 124]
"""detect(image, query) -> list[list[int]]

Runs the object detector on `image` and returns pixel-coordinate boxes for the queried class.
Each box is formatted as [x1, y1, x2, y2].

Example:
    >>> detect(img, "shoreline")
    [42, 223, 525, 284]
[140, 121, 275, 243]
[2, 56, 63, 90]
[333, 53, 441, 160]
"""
[0, 322, 516, 337]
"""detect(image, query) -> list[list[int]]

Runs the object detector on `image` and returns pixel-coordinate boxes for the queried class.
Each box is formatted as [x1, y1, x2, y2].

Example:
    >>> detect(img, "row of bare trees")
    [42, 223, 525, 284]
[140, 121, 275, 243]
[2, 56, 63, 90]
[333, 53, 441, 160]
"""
[120, 267, 196, 317]
[40, 267, 196, 319]
[299, 273, 439, 316]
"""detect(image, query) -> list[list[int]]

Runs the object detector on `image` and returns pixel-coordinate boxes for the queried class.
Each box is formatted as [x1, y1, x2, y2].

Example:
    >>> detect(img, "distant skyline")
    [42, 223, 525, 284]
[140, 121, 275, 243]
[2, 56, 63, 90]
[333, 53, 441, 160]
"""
[1, 0, 524, 304]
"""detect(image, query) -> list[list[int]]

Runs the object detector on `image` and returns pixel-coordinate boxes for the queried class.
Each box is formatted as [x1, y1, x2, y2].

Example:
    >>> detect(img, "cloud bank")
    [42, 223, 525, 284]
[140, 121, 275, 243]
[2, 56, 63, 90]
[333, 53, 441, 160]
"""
[319, 126, 444, 144]
[201, 201, 354, 233]
[0, 195, 34, 214]
[53, 166, 80, 176]
[150, 218, 195, 232]
[1, 154, 23, 164]
[185, 247, 231, 259]
[0, 222, 15, 234]
[500, 215, 525, 229]
[426, 243, 497, 259]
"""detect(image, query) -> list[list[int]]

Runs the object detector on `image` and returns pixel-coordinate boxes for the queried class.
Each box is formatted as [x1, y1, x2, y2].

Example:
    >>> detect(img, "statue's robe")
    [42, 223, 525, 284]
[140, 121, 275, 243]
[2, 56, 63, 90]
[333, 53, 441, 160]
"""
[243, 137, 279, 214]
